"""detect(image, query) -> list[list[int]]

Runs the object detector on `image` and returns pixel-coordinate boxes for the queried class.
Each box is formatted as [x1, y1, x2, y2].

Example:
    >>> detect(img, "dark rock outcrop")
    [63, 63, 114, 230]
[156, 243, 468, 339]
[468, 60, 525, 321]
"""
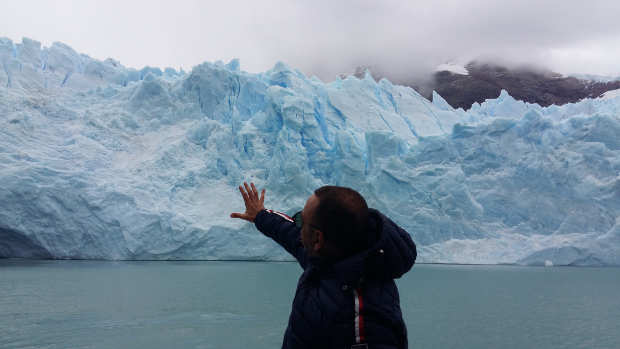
[430, 62, 620, 109]
[344, 61, 620, 110]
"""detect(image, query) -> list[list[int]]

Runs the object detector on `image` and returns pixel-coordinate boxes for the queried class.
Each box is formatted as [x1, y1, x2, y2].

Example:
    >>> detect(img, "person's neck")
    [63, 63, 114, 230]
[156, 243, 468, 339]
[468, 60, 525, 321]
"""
[316, 244, 346, 263]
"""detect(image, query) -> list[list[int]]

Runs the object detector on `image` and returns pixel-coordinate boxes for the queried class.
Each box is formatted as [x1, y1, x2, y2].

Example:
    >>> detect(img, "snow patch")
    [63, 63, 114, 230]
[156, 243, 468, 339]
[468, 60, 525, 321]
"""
[436, 62, 468, 75]
[600, 88, 620, 100]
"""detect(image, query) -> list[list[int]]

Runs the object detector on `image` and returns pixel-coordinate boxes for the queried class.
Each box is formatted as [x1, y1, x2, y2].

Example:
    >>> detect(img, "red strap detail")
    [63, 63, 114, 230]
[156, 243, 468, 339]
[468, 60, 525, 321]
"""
[357, 288, 365, 342]
[267, 209, 294, 223]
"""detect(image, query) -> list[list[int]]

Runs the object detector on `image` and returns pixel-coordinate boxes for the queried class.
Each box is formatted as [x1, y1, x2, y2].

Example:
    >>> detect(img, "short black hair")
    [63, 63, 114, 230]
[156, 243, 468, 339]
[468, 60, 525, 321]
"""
[312, 186, 370, 256]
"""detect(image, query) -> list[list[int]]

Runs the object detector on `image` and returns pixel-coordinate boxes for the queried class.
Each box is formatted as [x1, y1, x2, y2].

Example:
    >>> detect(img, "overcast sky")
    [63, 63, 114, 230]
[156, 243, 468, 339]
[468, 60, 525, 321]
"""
[2, 0, 620, 81]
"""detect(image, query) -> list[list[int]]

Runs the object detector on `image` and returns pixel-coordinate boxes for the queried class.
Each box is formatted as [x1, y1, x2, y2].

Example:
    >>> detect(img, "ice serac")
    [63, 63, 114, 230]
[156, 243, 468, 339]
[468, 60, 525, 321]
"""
[1, 38, 619, 265]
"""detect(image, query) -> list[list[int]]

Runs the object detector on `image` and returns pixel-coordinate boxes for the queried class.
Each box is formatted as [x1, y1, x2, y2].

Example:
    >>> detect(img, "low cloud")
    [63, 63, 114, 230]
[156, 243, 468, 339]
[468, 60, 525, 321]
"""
[2, 0, 620, 81]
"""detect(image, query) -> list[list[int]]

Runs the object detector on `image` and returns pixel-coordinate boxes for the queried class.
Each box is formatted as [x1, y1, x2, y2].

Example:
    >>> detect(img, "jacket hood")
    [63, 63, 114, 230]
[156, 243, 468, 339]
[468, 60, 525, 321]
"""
[312, 208, 417, 284]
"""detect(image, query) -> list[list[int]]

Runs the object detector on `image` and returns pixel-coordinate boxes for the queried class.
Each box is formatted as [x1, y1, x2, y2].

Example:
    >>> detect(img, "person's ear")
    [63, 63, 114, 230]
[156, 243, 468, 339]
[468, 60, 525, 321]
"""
[313, 229, 325, 254]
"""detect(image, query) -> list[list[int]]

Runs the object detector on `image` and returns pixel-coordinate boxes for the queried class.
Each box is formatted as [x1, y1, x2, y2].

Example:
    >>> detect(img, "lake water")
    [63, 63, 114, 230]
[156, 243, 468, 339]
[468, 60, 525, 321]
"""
[1, 260, 619, 349]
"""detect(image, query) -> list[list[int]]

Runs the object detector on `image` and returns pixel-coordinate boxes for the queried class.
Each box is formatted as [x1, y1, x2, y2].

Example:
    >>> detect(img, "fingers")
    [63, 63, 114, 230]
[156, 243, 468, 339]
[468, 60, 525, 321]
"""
[243, 182, 253, 201]
[238, 185, 249, 205]
[239, 181, 264, 205]
[245, 182, 260, 201]
[250, 182, 259, 200]
[234, 182, 265, 222]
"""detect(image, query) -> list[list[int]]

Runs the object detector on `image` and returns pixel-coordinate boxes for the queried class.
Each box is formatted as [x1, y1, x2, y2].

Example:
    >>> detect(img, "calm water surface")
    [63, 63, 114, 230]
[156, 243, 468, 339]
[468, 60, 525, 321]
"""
[1, 260, 619, 349]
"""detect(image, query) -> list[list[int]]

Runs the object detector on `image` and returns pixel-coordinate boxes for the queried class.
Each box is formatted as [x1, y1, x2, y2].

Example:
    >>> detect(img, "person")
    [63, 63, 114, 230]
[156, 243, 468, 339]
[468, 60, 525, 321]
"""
[230, 182, 417, 349]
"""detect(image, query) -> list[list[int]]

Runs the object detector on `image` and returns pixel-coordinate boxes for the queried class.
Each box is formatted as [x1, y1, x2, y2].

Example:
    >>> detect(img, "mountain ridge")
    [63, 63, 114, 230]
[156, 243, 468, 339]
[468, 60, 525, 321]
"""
[345, 61, 620, 110]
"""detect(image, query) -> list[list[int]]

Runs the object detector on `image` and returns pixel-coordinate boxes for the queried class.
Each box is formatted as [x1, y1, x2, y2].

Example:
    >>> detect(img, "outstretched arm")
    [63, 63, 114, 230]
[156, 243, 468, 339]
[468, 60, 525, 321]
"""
[230, 182, 307, 268]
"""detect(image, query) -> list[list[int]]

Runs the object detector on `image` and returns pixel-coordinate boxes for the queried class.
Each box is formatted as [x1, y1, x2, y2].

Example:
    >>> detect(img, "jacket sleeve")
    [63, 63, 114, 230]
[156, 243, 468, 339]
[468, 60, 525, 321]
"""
[254, 209, 308, 269]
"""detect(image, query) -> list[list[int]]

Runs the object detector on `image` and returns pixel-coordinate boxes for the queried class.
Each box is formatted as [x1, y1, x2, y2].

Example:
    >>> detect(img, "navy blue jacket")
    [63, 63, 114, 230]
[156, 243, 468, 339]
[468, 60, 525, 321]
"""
[255, 208, 417, 349]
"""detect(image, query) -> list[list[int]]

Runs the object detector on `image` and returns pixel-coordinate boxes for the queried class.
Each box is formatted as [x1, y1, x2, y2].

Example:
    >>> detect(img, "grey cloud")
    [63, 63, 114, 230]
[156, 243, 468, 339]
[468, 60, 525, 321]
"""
[2, 0, 620, 81]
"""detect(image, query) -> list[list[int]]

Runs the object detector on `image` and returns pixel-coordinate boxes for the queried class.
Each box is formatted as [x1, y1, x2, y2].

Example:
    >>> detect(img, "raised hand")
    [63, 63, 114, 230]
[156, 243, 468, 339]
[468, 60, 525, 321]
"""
[230, 182, 266, 222]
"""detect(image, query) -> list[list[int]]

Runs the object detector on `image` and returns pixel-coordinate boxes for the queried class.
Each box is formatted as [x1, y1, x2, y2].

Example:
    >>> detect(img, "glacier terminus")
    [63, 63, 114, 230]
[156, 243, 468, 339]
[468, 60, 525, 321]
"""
[1, 38, 619, 265]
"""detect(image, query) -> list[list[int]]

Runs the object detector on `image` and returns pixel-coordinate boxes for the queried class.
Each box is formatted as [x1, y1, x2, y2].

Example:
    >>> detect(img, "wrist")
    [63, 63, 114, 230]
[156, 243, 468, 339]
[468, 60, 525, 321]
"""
[254, 208, 267, 221]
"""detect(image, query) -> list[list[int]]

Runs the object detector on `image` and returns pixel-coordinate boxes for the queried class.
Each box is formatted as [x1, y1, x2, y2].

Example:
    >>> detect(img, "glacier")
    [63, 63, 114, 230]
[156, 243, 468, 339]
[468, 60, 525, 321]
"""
[1, 37, 619, 265]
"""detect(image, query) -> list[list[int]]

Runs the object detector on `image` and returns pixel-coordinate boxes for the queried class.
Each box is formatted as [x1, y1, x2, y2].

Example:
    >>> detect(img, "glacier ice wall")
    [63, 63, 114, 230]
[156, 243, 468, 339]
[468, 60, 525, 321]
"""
[1, 38, 619, 265]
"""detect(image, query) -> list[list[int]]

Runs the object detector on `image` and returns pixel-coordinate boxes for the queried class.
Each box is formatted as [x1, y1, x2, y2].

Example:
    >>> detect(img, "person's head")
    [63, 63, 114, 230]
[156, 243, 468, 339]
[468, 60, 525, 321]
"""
[295, 186, 370, 259]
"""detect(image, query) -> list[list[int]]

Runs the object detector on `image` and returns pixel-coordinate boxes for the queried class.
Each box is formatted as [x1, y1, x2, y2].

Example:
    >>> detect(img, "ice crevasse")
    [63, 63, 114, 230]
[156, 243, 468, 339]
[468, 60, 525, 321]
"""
[1, 37, 619, 265]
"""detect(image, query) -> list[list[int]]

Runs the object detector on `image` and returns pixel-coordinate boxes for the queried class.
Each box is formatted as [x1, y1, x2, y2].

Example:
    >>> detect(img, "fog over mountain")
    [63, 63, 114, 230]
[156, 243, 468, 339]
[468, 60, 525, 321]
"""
[345, 61, 620, 110]
[2, 1, 620, 81]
